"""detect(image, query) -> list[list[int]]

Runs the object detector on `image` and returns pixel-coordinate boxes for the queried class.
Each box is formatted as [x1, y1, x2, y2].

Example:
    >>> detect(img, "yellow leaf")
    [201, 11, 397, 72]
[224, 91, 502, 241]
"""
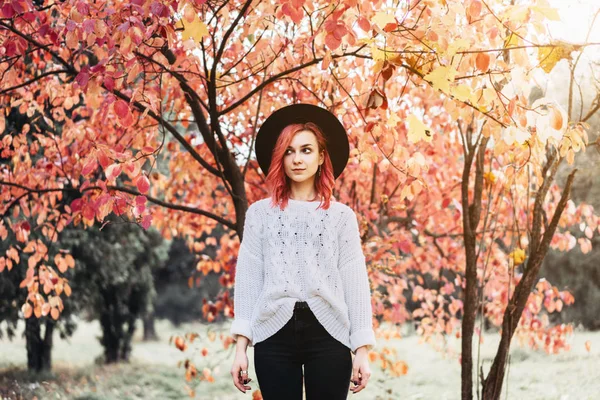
[406, 114, 433, 144]
[537, 42, 576, 73]
[451, 84, 474, 103]
[509, 248, 526, 265]
[531, 6, 560, 21]
[503, 33, 520, 49]
[423, 66, 457, 94]
[446, 38, 470, 58]
[176, 12, 208, 43]
[372, 12, 396, 30]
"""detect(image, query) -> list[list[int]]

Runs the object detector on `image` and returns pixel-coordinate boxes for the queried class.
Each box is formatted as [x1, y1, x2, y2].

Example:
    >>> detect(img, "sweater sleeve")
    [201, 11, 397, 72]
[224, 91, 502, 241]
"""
[230, 202, 264, 347]
[338, 208, 377, 354]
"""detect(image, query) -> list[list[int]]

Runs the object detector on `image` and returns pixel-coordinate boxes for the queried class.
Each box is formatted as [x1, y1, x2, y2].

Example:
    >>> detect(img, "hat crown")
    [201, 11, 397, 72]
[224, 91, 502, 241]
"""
[255, 104, 349, 179]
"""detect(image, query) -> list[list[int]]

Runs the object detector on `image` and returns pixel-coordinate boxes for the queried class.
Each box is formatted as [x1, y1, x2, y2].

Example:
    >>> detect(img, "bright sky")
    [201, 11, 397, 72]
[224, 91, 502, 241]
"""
[548, 0, 600, 44]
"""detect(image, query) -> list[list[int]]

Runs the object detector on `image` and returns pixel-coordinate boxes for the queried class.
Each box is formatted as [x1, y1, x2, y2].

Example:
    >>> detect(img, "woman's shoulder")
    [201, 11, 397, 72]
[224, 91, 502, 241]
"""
[247, 198, 273, 217]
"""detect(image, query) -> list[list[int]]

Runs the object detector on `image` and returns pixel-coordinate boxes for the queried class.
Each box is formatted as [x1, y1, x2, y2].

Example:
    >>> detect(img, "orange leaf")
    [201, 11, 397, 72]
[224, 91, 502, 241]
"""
[585, 340, 591, 353]
[22, 303, 33, 318]
[549, 106, 564, 130]
[475, 53, 490, 72]
[51, 307, 60, 320]
[468, 0, 482, 20]
[65, 254, 75, 268]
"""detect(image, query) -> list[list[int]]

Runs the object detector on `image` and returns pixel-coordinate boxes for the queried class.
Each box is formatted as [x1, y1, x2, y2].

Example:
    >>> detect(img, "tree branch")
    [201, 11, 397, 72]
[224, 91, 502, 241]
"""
[0, 180, 236, 231]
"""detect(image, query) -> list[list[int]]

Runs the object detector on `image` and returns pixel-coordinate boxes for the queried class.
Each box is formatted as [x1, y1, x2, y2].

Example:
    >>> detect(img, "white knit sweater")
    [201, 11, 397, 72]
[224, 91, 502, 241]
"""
[229, 197, 377, 354]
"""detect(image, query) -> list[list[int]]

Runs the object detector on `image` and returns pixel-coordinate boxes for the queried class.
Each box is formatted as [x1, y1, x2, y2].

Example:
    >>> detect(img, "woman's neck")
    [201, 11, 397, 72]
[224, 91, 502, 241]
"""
[289, 182, 319, 202]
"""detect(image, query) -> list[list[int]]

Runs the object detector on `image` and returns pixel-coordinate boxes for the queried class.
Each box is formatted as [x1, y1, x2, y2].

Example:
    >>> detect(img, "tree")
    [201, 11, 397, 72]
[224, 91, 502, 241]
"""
[1, 0, 600, 397]
[61, 221, 169, 363]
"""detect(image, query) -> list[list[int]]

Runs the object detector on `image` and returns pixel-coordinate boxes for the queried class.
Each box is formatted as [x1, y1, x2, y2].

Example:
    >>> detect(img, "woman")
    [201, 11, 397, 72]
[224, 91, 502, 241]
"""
[230, 104, 376, 399]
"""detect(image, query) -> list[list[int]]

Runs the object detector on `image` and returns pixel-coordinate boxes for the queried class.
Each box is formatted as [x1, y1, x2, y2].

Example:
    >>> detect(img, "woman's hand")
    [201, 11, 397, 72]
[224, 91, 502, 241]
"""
[230, 350, 253, 393]
[350, 347, 371, 394]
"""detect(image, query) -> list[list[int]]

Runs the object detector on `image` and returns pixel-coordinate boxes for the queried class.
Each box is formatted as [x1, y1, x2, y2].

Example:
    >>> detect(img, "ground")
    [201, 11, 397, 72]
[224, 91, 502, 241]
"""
[0, 319, 598, 399]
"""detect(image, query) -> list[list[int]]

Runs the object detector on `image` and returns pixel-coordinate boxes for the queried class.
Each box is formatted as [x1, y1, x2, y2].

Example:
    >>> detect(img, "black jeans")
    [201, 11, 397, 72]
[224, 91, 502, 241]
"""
[254, 301, 353, 400]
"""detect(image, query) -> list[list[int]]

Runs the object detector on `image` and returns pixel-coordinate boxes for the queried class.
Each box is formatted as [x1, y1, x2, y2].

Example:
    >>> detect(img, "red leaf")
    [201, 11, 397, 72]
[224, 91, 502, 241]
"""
[289, 6, 303, 24]
[333, 24, 348, 40]
[114, 99, 129, 119]
[114, 100, 134, 128]
[141, 214, 152, 230]
[81, 159, 97, 176]
[71, 198, 83, 212]
[383, 22, 397, 33]
[98, 152, 110, 169]
[136, 175, 150, 194]
[325, 33, 341, 51]
[113, 197, 127, 216]
[324, 19, 337, 33]
[75, 70, 89, 88]
[104, 76, 115, 91]
[1, 4, 15, 18]
[381, 64, 395, 82]
[135, 195, 147, 205]
[357, 17, 370, 32]
[82, 204, 95, 220]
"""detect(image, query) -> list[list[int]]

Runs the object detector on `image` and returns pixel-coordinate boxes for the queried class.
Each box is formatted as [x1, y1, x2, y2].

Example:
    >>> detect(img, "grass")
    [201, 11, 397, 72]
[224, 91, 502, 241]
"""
[1, 318, 599, 399]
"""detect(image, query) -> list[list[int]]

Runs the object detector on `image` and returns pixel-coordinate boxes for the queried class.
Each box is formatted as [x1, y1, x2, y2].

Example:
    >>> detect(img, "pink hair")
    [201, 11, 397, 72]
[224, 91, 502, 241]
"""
[265, 122, 336, 210]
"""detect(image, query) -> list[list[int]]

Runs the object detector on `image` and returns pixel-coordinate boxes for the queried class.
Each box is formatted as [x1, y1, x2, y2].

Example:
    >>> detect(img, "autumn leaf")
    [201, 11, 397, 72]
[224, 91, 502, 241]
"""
[475, 52, 490, 72]
[366, 88, 387, 109]
[509, 248, 526, 265]
[406, 114, 433, 143]
[176, 7, 209, 43]
[537, 42, 577, 73]
[372, 12, 397, 32]
[22, 302, 33, 318]
[451, 84, 474, 103]
[423, 66, 457, 94]
[114, 99, 134, 128]
[325, 33, 342, 50]
[585, 340, 591, 353]
[357, 16, 370, 32]
[136, 174, 150, 194]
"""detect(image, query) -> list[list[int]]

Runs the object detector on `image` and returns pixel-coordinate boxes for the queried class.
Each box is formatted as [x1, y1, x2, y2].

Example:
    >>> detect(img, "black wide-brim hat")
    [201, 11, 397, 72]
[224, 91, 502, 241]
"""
[255, 104, 350, 179]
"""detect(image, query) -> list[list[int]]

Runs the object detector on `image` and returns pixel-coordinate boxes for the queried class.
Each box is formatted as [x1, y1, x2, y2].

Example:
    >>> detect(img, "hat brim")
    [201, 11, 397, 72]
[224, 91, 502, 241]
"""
[255, 104, 349, 179]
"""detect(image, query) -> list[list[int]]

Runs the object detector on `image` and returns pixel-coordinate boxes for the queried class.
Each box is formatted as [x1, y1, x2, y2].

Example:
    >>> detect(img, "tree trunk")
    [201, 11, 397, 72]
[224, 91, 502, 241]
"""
[100, 287, 123, 364]
[25, 318, 54, 372]
[143, 313, 158, 341]
[480, 167, 577, 400]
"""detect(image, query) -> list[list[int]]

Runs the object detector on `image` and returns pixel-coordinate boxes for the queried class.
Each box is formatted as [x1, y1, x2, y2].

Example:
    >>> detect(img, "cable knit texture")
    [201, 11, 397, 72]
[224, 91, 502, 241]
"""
[230, 197, 377, 354]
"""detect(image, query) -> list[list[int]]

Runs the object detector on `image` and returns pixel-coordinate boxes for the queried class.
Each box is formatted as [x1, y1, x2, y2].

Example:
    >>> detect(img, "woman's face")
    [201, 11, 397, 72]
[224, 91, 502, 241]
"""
[283, 129, 324, 184]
